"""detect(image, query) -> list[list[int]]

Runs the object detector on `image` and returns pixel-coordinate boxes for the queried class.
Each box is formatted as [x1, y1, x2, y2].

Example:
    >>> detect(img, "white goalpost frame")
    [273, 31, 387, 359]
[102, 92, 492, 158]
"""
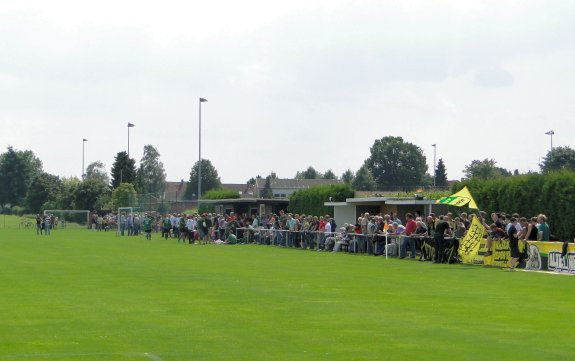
[43, 210, 91, 229]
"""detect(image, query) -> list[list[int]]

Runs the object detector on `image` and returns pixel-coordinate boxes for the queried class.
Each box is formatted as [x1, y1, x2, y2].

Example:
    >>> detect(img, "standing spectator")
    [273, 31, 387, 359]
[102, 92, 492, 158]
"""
[36, 214, 43, 235]
[433, 216, 452, 263]
[127, 215, 134, 236]
[170, 213, 178, 238]
[524, 217, 539, 241]
[507, 217, 520, 271]
[178, 216, 187, 243]
[460, 212, 470, 229]
[400, 213, 417, 259]
[537, 214, 550, 241]
[186, 215, 197, 244]
[426, 215, 436, 236]
[484, 213, 504, 256]
[287, 214, 296, 247]
[204, 214, 213, 243]
[366, 216, 377, 254]
[133, 214, 140, 236]
[453, 217, 466, 240]
[309, 216, 320, 250]
[44, 214, 52, 236]
[319, 216, 332, 251]
[374, 216, 388, 256]
[218, 215, 227, 241]
[120, 213, 127, 236]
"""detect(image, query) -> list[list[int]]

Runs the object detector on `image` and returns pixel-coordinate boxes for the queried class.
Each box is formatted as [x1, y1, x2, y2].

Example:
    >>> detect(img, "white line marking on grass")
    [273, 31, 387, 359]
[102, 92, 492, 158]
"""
[144, 352, 165, 361]
[0, 352, 165, 360]
[522, 269, 574, 276]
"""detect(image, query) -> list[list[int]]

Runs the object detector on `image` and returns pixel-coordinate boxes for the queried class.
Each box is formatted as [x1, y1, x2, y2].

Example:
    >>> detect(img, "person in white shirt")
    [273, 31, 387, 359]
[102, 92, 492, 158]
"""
[319, 217, 332, 251]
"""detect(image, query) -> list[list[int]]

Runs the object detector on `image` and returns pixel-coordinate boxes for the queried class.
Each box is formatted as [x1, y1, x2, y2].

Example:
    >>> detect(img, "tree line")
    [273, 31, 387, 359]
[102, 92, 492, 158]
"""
[1, 137, 574, 216]
[0, 145, 168, 214]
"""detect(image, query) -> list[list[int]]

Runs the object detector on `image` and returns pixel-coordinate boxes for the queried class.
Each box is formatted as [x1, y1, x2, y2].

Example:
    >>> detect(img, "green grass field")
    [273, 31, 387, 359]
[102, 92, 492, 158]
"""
[0, 217, 574, 360]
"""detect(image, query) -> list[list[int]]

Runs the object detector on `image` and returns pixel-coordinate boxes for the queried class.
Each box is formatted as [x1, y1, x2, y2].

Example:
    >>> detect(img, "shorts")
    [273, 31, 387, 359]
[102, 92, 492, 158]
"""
[509, 238, 520, 258]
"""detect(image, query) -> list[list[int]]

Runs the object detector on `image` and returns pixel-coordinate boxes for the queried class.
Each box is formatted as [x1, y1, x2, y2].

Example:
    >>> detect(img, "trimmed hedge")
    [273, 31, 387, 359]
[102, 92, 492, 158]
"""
[202, 189, 241, 200]
[456, 170, 575, 241]
[197, 189, 241, 214]
[289, 184, 354, 216]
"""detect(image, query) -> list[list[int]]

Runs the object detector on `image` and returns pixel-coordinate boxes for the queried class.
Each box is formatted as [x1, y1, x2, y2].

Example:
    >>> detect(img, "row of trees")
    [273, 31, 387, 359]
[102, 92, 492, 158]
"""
[0, 145, 168, 214]
[2, 136, 574, 214]
[289, 137, 575, 191]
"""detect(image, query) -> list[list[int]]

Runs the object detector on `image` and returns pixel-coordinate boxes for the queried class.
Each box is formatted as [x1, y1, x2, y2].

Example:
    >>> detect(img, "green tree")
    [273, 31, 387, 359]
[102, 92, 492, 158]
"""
[296, 166, 320, 179]
[352, 164, 376, 191]
[184, 159, 222, 199]
[341, 169, 354, 184]
[24, 172, 62, 213]
[463, 159, 510, 180]
[435, 158, 448, 187]
[75, 178, 111, 210]
[110, 151, 137, 189]
[261, 176, 273, 199]
[365, 136, 427, 189]
[540, 146, 575, 173]
[60, 177, 82, 210]
[111, 183, 138, 209]
[0, 146, 43, 208]
[136, 145, 167, 196]
[247, 177, 258, 186]
[85, 161, 110, 185]
[323, 169, 336, 179]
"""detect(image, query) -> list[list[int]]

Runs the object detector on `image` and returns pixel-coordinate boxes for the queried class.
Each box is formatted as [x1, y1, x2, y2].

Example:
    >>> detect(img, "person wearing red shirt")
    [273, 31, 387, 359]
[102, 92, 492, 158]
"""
[400, 213, 418, 259]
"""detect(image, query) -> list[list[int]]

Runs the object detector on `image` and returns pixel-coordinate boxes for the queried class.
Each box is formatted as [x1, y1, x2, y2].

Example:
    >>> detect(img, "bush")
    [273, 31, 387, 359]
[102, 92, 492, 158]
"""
[10, 206, 25, 216]
[455, 170, 575, 240]
[202, 189, 240, 200]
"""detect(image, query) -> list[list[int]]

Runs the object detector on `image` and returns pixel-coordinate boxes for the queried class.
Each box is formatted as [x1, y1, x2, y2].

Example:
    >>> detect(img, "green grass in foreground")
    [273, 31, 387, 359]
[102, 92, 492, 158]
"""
[0, 227, 574, 361]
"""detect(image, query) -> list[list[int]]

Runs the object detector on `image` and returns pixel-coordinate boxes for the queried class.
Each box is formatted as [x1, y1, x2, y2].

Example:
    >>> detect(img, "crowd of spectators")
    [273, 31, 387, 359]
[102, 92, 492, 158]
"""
[111, 209, 554, 269]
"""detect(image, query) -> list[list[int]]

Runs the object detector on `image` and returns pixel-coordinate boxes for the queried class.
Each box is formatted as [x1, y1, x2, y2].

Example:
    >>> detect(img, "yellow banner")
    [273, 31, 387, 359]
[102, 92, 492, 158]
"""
[458, 216, 485, 263]
[436, 186, 479, 209]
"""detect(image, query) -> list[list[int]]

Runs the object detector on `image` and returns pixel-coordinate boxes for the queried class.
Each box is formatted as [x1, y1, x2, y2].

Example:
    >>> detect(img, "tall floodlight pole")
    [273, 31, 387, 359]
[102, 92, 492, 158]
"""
[198, 98, 208, 209]
[545, 130, 554, 154]
[82, 138, 87, 178]
[127, 122, 135, 157]
[432, 144, 437, 187]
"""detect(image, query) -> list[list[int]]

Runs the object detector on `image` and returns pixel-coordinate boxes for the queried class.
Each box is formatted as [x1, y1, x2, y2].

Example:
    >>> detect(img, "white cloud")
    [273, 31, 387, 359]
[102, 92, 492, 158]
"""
[0, 0, 574, 183]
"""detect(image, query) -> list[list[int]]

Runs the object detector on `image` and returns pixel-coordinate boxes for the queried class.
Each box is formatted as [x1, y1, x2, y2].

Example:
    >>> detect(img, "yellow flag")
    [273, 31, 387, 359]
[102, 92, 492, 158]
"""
[436, 186, 478, 209]
[458, 216, 486, 264]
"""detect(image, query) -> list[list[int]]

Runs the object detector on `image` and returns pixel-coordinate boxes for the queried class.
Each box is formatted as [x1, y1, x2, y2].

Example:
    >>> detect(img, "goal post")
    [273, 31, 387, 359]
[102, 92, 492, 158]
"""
[43, 210, 91, 229]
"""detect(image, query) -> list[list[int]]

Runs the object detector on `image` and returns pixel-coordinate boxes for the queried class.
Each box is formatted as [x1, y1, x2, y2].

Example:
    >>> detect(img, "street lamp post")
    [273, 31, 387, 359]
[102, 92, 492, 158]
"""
[82, 138, 87, 178]
[545, 130, 554, 154]
[198, 98, 208, 209]
[127, 122, 135, 157]
[432, 144, 437, 187]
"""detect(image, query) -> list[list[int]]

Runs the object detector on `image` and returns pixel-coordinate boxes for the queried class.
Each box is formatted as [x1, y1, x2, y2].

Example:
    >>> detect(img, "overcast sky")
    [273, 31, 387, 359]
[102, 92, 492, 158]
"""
[1, 0, 574, 184]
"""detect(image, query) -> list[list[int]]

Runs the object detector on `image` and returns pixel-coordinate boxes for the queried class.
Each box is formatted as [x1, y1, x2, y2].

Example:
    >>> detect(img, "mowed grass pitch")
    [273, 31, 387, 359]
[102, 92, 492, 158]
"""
[0, 227, 574, 361]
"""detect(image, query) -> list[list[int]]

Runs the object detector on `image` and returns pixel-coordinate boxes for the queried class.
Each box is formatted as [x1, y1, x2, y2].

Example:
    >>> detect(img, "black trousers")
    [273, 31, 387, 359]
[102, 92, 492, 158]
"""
[434, 234, 444, 262]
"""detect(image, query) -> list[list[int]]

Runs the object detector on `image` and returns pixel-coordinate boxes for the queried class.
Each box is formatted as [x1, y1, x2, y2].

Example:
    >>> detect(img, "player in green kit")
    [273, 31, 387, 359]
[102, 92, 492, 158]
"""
[162, 214, 171, 240]
[143, 214, 153, 240]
